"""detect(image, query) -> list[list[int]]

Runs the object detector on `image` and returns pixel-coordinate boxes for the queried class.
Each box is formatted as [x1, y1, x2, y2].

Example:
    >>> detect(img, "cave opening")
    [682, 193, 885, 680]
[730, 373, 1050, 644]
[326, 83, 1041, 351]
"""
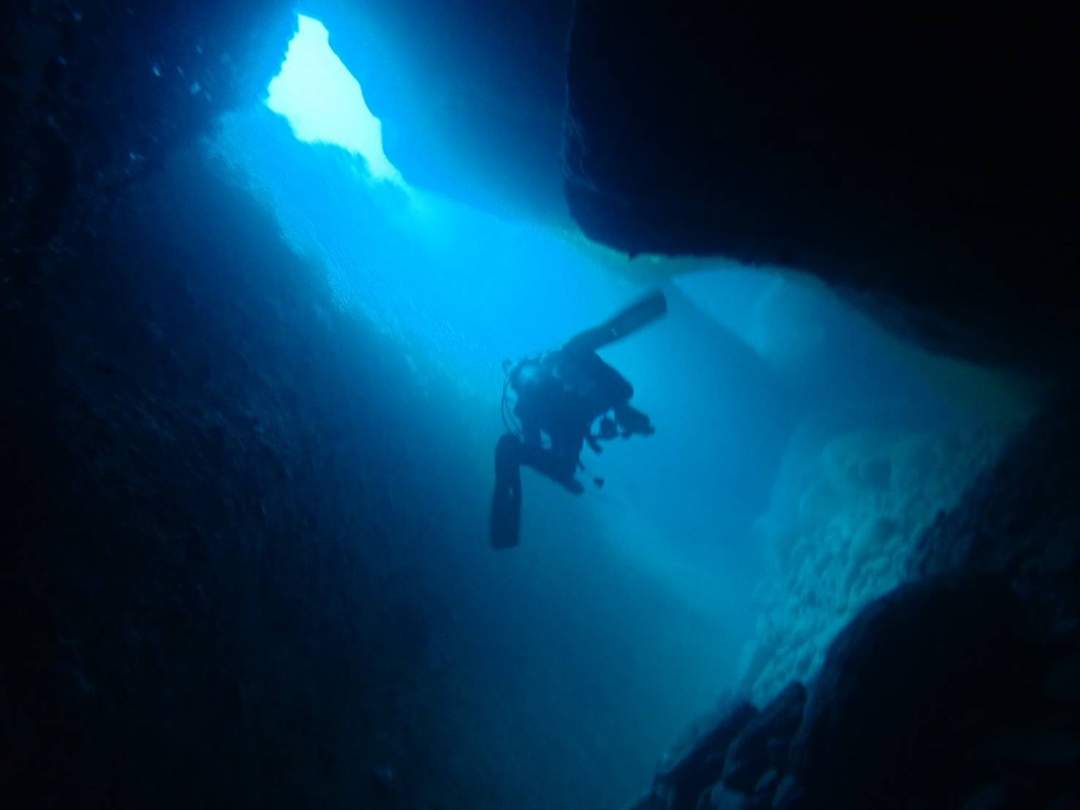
[200, 12, 1035, 806]
[6, 3, 1067, 809]
[266, 14, 401, 183]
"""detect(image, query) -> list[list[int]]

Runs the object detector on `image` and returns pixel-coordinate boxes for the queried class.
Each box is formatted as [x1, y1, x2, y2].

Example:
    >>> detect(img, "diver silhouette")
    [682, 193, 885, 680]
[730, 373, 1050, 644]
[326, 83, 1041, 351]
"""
[490, 290, 667, 548]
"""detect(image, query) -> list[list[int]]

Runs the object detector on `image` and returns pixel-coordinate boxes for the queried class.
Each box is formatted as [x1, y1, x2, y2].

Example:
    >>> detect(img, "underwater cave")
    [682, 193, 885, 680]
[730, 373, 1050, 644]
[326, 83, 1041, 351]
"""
[3, 3, 1078, 809]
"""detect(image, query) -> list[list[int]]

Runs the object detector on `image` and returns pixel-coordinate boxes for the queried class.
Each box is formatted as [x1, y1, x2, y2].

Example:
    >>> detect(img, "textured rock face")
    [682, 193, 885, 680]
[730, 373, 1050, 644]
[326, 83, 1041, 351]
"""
[910, 384, 1080, 626]
[644, 573, 1080, 809]
[744, 425, 1008, 704]
[2, 1, 294, 278]
[564, 2, 1079, 368]
[786, 576, 1038, 808]
[652, 701, 758, 810]
[700, 785, 752, 810]
[721, 683, 806, 793]
[1, 148, 470, 808]
[637, 387, 1080, 809]
[634, 691, 807, 810]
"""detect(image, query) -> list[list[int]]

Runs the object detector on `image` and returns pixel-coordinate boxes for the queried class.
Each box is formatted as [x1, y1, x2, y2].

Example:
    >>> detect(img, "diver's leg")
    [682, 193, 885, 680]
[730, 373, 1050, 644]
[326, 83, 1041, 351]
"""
[562, 290, 667, 353]
[491, 434, 523, 548]
[613, 402, 655, 436]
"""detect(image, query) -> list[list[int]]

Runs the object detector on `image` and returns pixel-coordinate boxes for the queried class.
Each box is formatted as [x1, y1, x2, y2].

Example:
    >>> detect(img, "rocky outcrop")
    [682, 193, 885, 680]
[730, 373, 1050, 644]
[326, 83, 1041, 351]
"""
[2, 1, 294, 282]
[575, 12, 1080, 792]
[629, 694, 799, 810]
[721, 683, 806, 794]
[645, 701, 758, 810]
[638, 571, 1080, 809]
[784, 576, 1037, 808]
[910, 384, 1080, 626]
[0, 149, 467, 808]
[564, 2, 1080, 369]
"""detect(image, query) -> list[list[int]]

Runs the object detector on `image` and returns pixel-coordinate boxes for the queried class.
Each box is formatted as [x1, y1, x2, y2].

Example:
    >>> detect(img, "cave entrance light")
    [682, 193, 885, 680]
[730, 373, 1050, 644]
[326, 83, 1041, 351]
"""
[266, 14, 402, 183]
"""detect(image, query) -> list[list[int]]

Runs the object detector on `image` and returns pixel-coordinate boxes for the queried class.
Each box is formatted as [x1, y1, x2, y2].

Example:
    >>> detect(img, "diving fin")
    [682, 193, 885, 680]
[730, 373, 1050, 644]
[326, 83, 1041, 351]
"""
[490, 487, 520, 549]
[490, 434, 523, 549]
[563, 290, 667, 353]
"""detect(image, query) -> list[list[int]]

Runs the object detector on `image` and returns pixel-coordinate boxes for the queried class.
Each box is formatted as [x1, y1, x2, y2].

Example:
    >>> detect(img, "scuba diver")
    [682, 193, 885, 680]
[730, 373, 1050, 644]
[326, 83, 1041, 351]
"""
[490, 290, 667, 548]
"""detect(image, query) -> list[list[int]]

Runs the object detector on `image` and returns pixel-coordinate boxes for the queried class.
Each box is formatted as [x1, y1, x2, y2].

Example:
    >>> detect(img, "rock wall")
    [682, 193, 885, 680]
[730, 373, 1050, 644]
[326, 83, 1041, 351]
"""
[5, 4, 1079, 808]
[564, 2, 1080, 369]
[910, 384, 1080, 624]
[2, 1, 294, 280]
[631, 389, 1080, 809]
[743, 425, 1008, 703]
[1, 148, 471, 808]
[563, 10, 1080, 801]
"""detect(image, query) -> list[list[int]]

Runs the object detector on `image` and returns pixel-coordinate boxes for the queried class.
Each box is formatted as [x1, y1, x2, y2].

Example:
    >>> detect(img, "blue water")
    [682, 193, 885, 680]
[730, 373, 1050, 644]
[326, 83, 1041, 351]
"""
[149, 15, 1034, 807]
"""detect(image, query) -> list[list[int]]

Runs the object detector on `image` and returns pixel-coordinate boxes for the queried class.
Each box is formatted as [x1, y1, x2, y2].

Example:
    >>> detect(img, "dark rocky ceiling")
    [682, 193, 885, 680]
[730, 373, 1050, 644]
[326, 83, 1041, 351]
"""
[563, 2, 1080, 370]
[6, 2, 1077, 371]
[302, 0, 1080, 370]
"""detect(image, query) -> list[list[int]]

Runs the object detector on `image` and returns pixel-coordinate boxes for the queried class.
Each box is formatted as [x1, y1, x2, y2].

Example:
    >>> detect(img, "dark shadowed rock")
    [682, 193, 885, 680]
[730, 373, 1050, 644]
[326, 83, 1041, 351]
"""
[627, 794, 667, 810]
[4, 2, 296, 277]
[770, 774, 806, 810]
[653, 701, 758, 810]
[1, 144, 466, 808]
[721, 682, 806, 792]
[749, 771, 780, 810]
[910, 383, 1080, 638]
[1047, 791, 1080, 810]
[961, 784, 1010, 810]
[564, 2, 1079, 369]
[1046, 654, 1080, 705]
[787, 576, 1035, 809]
[698, 784, 749, 810]
[975, 731, 1080, 769]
